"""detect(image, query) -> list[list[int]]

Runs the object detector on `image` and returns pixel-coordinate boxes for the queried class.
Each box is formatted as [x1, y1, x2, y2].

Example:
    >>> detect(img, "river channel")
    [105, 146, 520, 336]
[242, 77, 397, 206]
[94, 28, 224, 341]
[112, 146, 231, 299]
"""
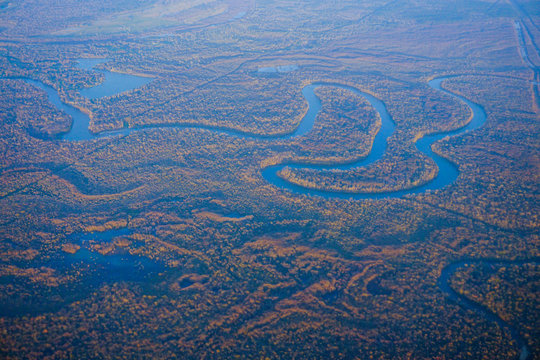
[22, 60, 486, 200]
[15, 60, 536, 359]
[439, 259, 539, 360]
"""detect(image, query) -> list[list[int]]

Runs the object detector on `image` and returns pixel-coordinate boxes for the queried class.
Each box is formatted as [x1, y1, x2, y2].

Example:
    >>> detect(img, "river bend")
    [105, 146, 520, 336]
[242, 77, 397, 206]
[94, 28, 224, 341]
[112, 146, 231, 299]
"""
[14, 61, 535, 360]
[20, 61, 486, 200]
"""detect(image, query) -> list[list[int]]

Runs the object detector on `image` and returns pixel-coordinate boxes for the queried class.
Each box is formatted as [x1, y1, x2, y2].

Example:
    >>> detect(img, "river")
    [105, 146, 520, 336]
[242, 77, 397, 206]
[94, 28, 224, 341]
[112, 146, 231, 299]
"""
[22, 61, 486, 200]
[15, 60, 536, 359]
[265, 78, 486, 200]
[439, 259, 539, 360]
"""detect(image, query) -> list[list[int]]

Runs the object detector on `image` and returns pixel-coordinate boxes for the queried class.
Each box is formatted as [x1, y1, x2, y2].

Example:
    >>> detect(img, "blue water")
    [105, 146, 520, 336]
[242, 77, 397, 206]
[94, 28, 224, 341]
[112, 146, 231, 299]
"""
[22, 69, 487, 198]
[0, 227, 161, 317]
[73, 227, 131, 243]
[77, 58, 153, 99]
[262, 78, 487, 200]
[23, 78, 95, 141]
[77, 58, 108, 71]
[16, 63, 534, 359]
[65, 227, 159, 276]
[22, 59, 152, 141]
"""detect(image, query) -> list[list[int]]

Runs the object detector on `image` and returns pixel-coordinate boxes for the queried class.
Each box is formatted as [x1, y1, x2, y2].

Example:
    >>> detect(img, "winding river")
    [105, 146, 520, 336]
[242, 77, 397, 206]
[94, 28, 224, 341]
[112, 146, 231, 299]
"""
[262, 78, 486, 200]
[22, 60, 487, 200]
[15, 61, 537, 359]
[439, 259, 539, 360]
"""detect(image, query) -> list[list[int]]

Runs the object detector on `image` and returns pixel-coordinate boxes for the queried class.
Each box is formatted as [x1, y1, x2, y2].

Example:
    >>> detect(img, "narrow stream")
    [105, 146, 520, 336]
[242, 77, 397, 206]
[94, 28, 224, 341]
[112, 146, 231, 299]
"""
[439, 259, 539, 360]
